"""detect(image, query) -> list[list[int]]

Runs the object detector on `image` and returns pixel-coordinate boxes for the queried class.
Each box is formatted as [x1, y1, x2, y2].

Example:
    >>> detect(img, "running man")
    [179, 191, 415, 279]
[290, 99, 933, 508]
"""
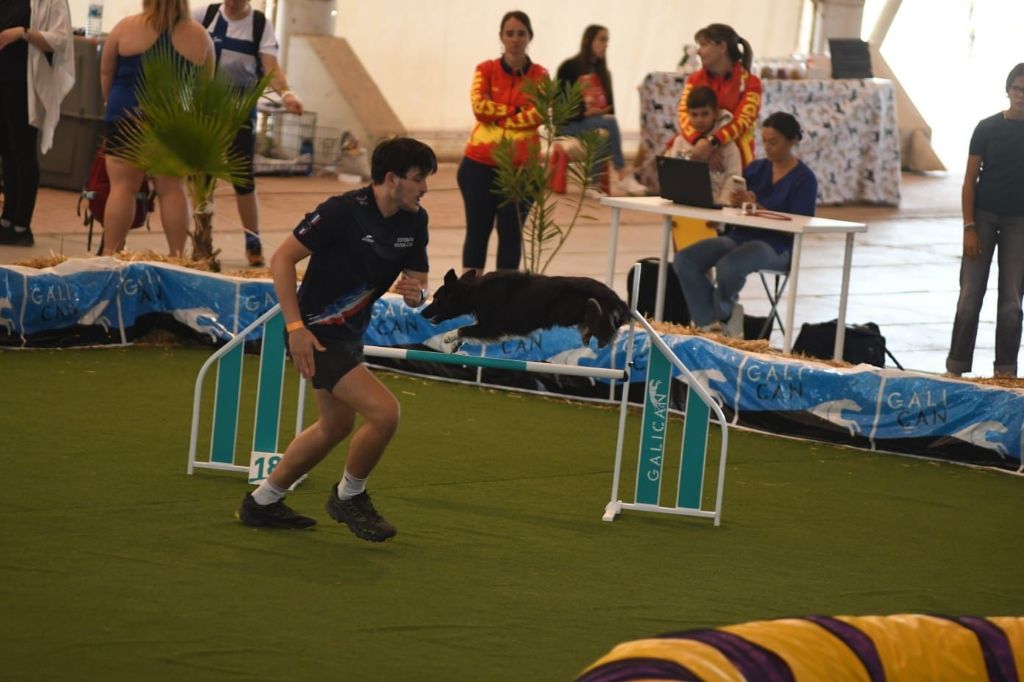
[236, 136, 437, 542]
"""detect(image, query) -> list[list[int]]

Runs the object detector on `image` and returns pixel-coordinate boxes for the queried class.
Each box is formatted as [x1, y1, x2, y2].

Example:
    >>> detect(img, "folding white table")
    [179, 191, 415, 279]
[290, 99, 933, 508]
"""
[601, 196, 867, 359]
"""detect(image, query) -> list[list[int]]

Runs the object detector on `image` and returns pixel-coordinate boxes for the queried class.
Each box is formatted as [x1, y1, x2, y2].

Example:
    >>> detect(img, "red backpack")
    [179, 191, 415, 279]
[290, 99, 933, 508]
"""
[77, 143, 155, 252]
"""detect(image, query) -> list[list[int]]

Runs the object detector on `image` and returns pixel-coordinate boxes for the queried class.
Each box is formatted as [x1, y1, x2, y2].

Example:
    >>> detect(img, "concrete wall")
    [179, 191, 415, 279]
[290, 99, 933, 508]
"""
[67, 0, 804, 142]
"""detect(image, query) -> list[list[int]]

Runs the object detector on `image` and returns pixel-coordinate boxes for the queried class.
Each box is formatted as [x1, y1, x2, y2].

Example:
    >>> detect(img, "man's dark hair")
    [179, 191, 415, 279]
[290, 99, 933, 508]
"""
[762, 112, 803, 141]
[686, 85, 717, 111]
[1006, 63, 1024, 94]
[370, 137, 438, 184]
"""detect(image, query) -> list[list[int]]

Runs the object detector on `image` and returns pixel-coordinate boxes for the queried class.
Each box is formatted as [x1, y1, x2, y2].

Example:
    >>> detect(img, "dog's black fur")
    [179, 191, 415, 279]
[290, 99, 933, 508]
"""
[421, 269, 630, 347]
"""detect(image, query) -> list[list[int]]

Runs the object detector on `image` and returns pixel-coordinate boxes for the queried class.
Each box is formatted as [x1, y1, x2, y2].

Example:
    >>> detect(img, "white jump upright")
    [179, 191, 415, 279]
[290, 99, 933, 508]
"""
[187, 304, 309, 484]
[188, 277, 730, 525]
[602, 314, 730, 525]
[603, 267, 730, 526]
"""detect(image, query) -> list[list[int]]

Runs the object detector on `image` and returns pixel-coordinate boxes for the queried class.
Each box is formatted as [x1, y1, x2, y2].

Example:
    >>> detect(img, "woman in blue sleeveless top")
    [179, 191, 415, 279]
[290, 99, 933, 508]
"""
[99, 0, 214, 256]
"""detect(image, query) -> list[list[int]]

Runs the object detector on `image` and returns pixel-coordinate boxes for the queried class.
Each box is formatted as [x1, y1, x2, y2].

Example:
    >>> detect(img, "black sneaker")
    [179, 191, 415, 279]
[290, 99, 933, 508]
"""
[325, 488, 396, 542]
[0, 224, 34, 246]
[236, 492, 317, 529]
[245, 243, 265, 267]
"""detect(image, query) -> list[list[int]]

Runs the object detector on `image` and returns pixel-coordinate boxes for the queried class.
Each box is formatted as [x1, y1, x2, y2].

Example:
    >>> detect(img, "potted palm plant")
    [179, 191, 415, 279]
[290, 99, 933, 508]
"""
[492, 76, 607, 274]
[115, 43, 271, 269]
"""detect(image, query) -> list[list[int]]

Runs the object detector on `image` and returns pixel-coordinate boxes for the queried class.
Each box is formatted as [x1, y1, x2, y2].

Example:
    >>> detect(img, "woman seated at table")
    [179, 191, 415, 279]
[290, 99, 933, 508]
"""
[556, 24, 646, 196]
[673, 112, 817, 335]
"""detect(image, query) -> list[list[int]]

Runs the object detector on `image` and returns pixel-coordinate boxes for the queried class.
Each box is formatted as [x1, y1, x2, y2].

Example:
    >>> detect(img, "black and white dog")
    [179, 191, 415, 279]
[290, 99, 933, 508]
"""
[421, 269, 630, 348]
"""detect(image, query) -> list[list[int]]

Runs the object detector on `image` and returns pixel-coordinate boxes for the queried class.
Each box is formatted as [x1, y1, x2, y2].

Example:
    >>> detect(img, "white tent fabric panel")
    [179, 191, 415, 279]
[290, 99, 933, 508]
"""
[68, 0, 804, 134]
[334, 0, 804, 133]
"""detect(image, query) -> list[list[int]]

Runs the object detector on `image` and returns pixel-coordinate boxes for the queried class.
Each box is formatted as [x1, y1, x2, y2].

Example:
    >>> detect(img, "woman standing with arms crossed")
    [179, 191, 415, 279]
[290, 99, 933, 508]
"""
[947, 64, 1024, 378]
[99, 0, 214, 256]
[458, 10, 547, 274]
[676, 23, 762, 169]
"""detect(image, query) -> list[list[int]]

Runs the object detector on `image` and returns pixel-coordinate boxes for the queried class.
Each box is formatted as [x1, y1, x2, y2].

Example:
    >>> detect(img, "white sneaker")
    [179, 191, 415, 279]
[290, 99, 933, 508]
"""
[617, 174, 648, 196]
[724, 303, 744, 338]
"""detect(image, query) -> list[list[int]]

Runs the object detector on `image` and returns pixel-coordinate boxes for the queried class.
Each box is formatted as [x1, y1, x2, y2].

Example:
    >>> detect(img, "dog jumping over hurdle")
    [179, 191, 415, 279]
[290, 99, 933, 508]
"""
[421, 269, 630, 348]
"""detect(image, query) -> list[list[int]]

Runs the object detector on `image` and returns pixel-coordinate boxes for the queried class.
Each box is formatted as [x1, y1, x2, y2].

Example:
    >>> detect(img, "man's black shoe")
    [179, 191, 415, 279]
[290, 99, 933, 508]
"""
[236, 493, 317, 529]
[325, 488, 396, 542]
[245, 245, 265, 267]
[0, 224, 34, 246]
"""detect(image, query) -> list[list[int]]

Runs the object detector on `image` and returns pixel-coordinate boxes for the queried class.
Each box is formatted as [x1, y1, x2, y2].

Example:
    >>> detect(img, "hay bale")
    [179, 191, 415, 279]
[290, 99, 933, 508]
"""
[12, 253, 70, 269]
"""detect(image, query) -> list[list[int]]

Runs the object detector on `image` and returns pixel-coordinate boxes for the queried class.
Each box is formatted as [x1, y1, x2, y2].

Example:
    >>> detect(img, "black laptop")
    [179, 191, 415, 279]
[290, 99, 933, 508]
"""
[656, 156, 721, 209]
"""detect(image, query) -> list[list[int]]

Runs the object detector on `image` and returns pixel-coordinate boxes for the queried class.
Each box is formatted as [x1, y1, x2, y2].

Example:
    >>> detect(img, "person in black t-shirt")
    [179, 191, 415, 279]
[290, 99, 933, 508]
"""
[236, 137, 438, 540]
[947, 63, 1024, 378]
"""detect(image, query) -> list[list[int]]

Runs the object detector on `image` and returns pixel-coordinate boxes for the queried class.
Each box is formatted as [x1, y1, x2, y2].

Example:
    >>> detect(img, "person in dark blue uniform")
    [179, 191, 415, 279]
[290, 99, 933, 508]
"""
[236, 137, 437, 542]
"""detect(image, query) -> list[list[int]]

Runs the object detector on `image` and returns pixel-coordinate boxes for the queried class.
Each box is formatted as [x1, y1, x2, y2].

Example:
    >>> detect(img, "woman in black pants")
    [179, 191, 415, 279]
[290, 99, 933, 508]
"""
[0, 0, 73, 247]
[457, 10, 547, 273]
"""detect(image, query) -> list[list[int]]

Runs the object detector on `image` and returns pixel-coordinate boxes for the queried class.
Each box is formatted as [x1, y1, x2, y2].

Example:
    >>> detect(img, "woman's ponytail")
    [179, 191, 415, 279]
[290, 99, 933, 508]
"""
[694, 23, 753, 73]
[737, 36, 753, 72]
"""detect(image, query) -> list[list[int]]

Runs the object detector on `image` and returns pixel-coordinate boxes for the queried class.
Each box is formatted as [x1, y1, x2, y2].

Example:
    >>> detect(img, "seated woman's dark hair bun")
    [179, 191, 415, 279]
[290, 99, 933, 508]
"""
[762, 112, 803, 141]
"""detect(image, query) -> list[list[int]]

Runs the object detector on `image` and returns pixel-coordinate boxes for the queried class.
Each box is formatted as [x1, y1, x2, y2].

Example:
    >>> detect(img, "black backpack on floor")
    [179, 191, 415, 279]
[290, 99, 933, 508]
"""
[793, 320, 903, 369]
[625, 257, 690, 325]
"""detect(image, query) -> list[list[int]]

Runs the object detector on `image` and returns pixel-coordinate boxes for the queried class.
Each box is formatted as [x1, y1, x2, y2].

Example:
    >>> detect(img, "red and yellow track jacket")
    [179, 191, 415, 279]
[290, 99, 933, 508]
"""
[463, 57, 548, 167]
[677, 63, 763, 167]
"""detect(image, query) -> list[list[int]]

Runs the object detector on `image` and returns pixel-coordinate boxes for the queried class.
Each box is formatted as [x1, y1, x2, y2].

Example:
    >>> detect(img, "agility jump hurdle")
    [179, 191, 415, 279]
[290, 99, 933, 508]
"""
[187, 279, 730, 524]
[186, 304, 627, 480]
[187, 305, 303, 482]
[603, 312, 730, 525]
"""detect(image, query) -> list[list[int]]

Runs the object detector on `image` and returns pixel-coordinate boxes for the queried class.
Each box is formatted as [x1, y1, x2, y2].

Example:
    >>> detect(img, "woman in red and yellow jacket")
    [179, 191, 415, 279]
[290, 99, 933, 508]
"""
[458, 10, 547, 273]
[676, 23, 762, 169]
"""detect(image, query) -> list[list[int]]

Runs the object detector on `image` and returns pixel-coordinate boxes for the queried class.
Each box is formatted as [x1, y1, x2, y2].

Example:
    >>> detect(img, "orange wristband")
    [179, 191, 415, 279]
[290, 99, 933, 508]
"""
[285, 320, 305, 333]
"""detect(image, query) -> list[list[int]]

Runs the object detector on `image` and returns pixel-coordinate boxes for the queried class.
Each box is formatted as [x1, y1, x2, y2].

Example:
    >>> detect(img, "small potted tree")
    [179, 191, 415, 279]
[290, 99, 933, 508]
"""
[115, 44, 270, 270]
[492, 77, 608, 274]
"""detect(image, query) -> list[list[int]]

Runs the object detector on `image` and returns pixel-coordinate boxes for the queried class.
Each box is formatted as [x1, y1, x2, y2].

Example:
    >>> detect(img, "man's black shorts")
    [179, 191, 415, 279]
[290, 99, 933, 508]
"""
[286, 332, 364, 391]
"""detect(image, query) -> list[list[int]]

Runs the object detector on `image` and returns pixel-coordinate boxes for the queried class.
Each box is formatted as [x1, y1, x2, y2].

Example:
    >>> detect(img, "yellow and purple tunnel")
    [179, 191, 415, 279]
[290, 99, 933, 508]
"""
[577, 614, 1024, 681]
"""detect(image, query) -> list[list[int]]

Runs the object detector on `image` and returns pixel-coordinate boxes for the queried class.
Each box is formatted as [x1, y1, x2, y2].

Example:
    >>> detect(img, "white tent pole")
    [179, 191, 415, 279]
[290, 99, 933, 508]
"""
[869, 0, 903, 46]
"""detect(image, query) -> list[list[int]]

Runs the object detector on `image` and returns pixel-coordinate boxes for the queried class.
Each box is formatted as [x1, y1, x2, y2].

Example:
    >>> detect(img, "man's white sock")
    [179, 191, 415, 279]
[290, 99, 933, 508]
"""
[336, 470, 367, 500]
[251, 479, 288, 506]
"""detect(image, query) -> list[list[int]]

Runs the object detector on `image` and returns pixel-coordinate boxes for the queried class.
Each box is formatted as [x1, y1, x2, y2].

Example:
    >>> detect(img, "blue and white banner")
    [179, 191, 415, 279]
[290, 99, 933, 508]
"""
[2, 259, 1021, 471]
[0, 259, 275, 344]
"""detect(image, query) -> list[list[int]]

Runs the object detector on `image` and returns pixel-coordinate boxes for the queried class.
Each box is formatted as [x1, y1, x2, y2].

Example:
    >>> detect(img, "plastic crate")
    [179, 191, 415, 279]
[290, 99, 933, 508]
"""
[320, 130, 370, 181]
[253, 105, 317, 176]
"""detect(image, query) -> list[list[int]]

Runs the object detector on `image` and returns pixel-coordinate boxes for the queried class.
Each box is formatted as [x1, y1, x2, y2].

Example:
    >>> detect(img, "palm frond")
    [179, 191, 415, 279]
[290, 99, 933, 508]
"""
[113, 40, 271, 205]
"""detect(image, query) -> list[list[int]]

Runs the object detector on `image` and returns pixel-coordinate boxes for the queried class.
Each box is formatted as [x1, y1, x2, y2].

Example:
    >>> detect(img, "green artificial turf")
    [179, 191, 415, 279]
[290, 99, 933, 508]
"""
[1, 347, 1022, 681]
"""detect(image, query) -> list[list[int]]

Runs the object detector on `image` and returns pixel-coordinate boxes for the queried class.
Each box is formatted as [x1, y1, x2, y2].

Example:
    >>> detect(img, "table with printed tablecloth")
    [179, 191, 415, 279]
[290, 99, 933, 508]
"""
[637, 73, 901, 205]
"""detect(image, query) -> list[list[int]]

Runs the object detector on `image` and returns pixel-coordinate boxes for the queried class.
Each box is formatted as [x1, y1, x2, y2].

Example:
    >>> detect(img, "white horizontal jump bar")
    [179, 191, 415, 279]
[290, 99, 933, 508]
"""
[364, 345, 628, 381]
